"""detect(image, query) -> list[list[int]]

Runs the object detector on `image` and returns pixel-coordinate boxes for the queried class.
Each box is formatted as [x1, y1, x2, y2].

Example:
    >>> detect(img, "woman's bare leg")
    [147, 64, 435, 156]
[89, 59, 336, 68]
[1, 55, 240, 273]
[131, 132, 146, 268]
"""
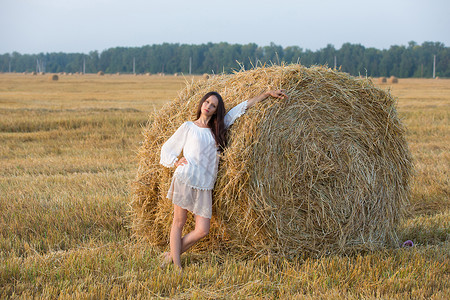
[170, 204, 187, 270]
[165, 214, 210, 264]
[167, 208, 211, 271]
[179, 214, 210, 253]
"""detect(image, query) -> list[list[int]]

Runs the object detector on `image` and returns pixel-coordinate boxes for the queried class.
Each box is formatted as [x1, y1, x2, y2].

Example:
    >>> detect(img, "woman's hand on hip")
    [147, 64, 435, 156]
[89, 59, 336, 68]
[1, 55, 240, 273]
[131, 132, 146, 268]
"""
[175, 157, 188, 167]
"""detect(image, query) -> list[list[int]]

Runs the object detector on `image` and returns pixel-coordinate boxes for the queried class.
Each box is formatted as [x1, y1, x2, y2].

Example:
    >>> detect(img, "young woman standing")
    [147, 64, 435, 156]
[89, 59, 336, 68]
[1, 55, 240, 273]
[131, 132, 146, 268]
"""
[159, 90, 287, 271]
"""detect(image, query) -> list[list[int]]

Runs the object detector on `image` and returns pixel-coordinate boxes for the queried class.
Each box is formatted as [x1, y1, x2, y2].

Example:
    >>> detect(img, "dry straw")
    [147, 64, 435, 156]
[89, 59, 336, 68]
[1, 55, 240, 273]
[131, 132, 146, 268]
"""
[131, 64, 412, 258]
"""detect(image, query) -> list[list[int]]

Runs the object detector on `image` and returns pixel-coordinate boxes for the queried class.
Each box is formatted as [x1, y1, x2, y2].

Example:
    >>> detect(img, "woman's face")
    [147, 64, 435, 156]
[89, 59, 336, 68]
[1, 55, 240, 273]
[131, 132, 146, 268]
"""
[201, 95, 219, 117]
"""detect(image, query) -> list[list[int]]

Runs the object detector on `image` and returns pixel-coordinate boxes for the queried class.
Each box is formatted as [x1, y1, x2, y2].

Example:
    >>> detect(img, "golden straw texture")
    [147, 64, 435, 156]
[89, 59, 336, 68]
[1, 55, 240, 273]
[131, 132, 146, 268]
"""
[131, 64, 412, 258]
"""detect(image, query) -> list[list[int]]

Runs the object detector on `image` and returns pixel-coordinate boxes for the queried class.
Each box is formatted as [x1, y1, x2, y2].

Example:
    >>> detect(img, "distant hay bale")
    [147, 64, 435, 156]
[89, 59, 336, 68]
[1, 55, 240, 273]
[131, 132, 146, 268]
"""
[39, 72, 45, 75]
[389, 76, 398, 83]
[203, 73, 210, 80]
[379, 77, 387, 83]
[31, 72, 37, 75]
[97, 71, 104, 76]
[131, 65, 412, 257]
[145, 72, 151, 76]
[49, 74, 59, 81]
[174, 73, 178, 77]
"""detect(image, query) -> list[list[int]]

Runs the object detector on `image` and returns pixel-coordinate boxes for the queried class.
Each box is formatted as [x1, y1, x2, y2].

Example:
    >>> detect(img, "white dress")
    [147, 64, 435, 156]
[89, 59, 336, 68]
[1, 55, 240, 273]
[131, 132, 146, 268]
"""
[160, 100, 248, 218]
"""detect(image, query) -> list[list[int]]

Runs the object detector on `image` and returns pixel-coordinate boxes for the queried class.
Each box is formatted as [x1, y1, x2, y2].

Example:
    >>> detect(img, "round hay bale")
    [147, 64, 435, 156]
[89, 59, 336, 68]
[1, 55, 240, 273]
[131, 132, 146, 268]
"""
[97, 71, 104, 76]
[378, 77, 387, 83]
[174, 73, 178, 77]
[203, 73, 210, 80]
[389, 76, 398, 83]
[31, 71, 37, 75]
[145, 72, 151, 76]
[131, 65, 412, 257]
[50, 74, 59, 81]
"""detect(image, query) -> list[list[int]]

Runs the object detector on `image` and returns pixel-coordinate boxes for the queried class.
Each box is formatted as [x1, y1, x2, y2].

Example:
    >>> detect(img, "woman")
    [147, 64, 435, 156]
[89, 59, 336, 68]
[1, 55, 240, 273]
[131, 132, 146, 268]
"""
[160, 89, 288, 271]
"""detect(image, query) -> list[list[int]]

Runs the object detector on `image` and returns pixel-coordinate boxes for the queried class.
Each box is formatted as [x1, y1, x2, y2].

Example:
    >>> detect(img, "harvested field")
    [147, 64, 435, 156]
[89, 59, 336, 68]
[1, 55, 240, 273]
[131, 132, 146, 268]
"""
[0, 72, 448, 298]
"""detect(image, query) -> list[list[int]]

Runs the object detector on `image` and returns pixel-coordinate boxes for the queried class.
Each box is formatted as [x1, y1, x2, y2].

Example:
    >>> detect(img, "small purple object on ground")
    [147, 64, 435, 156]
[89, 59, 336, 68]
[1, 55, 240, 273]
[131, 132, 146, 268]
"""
[402, 240, 414, 247]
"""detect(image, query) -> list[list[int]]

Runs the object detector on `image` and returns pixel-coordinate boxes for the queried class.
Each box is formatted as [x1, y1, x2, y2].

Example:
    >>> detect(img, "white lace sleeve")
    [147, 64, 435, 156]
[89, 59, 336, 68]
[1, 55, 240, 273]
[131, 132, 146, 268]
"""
[224, 100, 248, 129]
[160, 122, 189, 168]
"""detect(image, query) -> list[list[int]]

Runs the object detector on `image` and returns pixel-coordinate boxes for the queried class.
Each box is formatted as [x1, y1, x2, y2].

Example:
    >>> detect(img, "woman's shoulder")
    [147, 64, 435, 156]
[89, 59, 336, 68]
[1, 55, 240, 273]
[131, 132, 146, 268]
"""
[178, 121, 205, 132]
[186, 121, 211, 130]
[182, 121, 197, 130]
[177, 121, 192, 129]
[168, 121, 192, 135]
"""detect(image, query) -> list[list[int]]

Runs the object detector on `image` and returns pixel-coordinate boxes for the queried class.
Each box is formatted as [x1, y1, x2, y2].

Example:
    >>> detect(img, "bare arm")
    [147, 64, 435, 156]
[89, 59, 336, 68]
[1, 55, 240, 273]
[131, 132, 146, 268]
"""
[246, 89, 288, 108]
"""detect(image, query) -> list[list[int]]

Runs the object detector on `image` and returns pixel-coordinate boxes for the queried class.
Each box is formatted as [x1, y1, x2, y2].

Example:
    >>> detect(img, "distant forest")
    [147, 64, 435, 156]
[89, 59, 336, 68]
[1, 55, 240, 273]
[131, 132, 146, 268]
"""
[1, 41, 449, 78]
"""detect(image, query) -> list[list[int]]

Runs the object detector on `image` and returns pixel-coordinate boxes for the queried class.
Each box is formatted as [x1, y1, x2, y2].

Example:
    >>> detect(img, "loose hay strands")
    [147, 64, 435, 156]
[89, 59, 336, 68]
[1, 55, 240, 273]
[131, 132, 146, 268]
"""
[131, 64, 412, 258]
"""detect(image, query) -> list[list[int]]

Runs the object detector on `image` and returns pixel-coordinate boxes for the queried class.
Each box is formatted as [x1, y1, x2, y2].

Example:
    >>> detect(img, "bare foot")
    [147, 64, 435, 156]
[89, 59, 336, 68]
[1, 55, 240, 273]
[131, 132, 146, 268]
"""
[159, 252, 172, 269]
[174, 264, 183, 276]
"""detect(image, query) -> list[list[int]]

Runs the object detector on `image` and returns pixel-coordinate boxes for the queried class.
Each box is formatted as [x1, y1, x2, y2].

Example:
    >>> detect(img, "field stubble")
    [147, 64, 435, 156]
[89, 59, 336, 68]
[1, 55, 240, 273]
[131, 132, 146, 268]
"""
[0, 73, 448, 299]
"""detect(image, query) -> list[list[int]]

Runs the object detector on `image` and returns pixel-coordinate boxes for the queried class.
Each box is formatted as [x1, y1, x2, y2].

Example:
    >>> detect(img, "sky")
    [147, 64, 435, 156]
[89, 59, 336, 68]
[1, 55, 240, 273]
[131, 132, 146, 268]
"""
[0, 0, 449, 54]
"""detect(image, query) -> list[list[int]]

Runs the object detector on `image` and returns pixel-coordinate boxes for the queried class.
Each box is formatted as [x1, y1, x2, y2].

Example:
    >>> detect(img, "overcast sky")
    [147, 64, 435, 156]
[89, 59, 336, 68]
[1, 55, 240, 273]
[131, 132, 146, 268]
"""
[1, 0, 449, 54]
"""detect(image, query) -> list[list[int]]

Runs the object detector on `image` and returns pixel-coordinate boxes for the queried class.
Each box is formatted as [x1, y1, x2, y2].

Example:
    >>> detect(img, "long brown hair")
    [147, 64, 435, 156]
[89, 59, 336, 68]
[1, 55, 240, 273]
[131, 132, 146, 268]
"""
[196, 91, 227, 150]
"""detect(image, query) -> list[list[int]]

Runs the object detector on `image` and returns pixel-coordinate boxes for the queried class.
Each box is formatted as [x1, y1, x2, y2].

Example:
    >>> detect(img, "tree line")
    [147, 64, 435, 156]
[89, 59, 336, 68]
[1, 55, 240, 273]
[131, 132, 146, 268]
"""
[1, 41, 448, 78]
